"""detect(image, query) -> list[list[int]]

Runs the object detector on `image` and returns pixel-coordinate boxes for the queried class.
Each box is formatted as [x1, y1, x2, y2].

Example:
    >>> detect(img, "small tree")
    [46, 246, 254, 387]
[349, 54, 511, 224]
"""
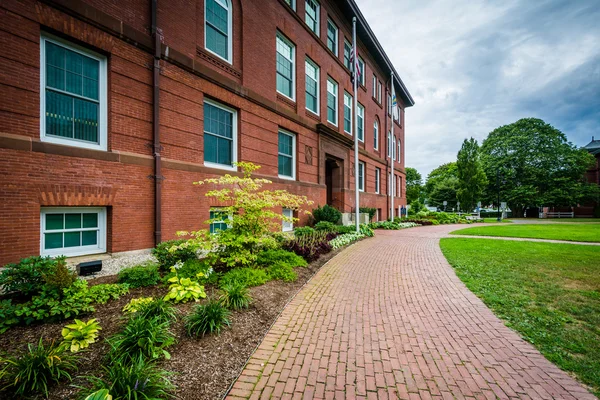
[456, 138, 487, 212]
[405, 167, 423, 204]
[175, 162, 313, 269]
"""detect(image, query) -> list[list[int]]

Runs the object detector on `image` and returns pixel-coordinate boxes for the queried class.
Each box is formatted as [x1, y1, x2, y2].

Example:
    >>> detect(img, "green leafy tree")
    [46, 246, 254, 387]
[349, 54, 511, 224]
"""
[456, 138, 488, 211]
[481, 118, 596, 217]
[405, 167, 423, 203]
[425, 162, 458, 209]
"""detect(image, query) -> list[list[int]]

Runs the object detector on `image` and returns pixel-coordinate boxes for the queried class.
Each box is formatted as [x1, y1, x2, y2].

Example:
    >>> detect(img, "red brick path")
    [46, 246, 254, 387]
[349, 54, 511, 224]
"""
[227, 225, 597, 399]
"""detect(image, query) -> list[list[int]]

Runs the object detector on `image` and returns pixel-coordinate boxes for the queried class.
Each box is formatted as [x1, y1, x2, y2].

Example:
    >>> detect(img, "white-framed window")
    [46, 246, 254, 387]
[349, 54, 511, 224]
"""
[375, 167, 380, 194]
[305, 58, 319, 115]
[305, 0, 319, 34]
[372, 74, 377, 98]
[389, 172, 393, 195]
[358, 57, 365, 86]
[276, 33, 295, 100]
[357, 103, 364, 142]
[343, 92, 352, 134]
[387, 94, 392, 115]
[326, 77, 338, 126]
[392, 135, 396, 160]
[209, 208, 230, 234]
[41, 207, 106, 257]
[326, 19, 338, 56]
[398, 107, 402, 125]
[397, 176, 402, 197]
[40, 34, 107, 151]
[397, 138, 401, 164]
[387, 132, 391, 158]
[282, 208, 294, 232]
[283, 0, 296, 10]
[377, 81, 382, 103]
[278, 130, 296, 179]
[373, 120, 379, 150]
[343, 40, 351, 70]
[204, 99, 238, 171]
[205, 0, 232, 63]
[358, 161, 365, 192]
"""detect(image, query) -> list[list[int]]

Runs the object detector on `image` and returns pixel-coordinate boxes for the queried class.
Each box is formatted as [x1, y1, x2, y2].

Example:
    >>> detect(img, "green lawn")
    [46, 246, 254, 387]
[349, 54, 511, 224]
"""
[440, 238, 600, 396]
[482, 218, 512, 223]
[451, 223, 600, 242]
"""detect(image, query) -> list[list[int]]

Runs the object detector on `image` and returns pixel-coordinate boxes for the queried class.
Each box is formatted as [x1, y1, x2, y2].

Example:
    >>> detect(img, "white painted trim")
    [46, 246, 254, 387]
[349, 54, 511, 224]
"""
[40, 33, 108, 151]
[327, 19, 338, 56]
[358, 161, 365, 192]
[305, 58, 320, 116]
[203, 98, 238, 171]
[305, 0, 320, 35]
[40, 207, 107, 257]
[343, 91, 352, 135]
[276, 32, 296, 101]
[282, 208, 294, 232]
[375, 167, 380, 194]
[357, 102, 364, 142]
[326, 77, 338, 126]
[278, 129, 296, 180]
[373, 120, 379, 150]
[204, 0, 233, 64]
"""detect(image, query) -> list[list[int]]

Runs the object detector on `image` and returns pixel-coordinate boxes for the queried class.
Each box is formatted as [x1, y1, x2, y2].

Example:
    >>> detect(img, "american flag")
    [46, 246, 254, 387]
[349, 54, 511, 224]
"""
[350, 43, 361, 85]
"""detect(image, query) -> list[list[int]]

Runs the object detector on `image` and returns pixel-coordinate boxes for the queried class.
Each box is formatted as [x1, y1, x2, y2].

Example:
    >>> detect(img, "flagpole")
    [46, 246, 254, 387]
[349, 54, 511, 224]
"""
[389, 72, 394, 220]
[353, 17, 359, 233]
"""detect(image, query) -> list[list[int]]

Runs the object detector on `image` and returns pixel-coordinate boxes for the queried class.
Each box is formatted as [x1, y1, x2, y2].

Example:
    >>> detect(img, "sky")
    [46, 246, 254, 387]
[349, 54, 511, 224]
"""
[356, 0, 600, 178]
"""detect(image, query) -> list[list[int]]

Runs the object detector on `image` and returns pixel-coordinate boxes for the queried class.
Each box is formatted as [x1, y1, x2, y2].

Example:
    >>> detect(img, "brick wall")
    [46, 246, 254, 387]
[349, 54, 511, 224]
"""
[0, 0, 409, 265]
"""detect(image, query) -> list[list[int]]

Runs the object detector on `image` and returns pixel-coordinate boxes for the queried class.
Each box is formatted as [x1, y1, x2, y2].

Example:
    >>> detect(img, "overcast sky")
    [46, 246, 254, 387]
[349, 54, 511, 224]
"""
[356, 0, 600, 178]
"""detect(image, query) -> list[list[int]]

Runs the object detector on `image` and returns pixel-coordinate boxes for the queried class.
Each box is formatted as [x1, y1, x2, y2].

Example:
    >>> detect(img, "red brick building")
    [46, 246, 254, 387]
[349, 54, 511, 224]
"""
[0, 0, 414, 265]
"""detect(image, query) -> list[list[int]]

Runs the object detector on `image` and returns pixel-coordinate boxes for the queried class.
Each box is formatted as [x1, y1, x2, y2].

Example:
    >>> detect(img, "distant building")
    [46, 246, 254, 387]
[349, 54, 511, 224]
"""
[584, 137, 600, 187]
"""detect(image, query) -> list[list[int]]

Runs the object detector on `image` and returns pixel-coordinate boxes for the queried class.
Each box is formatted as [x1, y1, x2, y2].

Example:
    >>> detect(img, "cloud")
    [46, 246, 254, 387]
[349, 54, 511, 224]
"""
[356, 0, 600, 177]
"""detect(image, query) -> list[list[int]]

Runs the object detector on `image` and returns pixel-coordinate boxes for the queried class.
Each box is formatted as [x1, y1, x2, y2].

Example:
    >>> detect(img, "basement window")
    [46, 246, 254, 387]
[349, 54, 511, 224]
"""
[41, 207, 107, 257]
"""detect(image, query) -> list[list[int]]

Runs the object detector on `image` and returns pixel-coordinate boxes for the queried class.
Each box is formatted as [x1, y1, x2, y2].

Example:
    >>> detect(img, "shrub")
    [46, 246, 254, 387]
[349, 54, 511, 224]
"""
[130, 298, 178, 324]
[359, 207, 377, 222]
[162, 258, 213, 283]
[220, 268, 270, 288]
[42, 258, 77, 292]
[87, 283, 130, 305]
[312, 204, 341, 224]
[219, 283, 252, 310]
[283, 231, 335, 262]
[117, 262, 160, 288]
[185, 299, 230, 337]
[359, 224, 374, 237]
[152, 239, 197, 271]
[123, 297, 155, 314]
[60, 318, 101, 353]
[293, 226, 315, 237]
[314, 221, 337, 232]
[81, 356, 174, 400]
[163, 271, 207, 304]
[335, 225, 356, 234]
[0, 300, 18, 334]
[267, 263, 297, 282]
[107, 315, 175, 363]
[255, 249, 307, 269]
[0, 256, 62, 296]
[0, 338, 77, 398]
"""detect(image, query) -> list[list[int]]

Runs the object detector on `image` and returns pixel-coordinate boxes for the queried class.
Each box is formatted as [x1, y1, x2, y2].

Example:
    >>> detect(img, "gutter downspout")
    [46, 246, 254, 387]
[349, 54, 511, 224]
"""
[151, 0, 162, 245]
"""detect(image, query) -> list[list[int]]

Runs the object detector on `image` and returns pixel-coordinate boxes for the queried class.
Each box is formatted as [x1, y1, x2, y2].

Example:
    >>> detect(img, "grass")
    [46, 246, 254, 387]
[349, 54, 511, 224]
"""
[482, 218, 512, 223]
[451, 223, 600, 242]
[440, 238, 600, 396]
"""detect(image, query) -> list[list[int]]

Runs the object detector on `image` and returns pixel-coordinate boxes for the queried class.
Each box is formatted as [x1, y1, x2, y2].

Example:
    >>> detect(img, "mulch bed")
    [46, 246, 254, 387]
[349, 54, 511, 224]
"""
[0, 248, 343, 400]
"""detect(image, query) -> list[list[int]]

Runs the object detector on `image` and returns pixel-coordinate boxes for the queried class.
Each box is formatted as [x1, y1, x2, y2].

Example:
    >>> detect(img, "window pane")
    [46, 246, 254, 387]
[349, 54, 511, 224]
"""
[46, 214, 64, 230]
[46, 90, 74, 139]
[204, 133, 218, 163]
[64, 232, 81, 248]
[82, 230, 98, 246]
[344, 42, 351, 69]
[217, 136, 232, 165]
[83, 213, 98, 228]
[45, 233, 63, 249]
[46, 42, 65, 91]
[73, 98, 99, 143]
[65, 213, 82, 229]
[279, 155, 292, 176]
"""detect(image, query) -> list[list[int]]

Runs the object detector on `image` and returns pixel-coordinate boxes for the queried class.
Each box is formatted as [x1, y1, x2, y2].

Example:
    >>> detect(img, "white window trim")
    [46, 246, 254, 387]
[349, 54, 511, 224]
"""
[397, 139, 402, 164]
[40, 207, 107, 257]
[204, 0, 233, 64]
[392, 135, 396, 161]
[343, 39, 352, 69]
[358, 57, 365, 86]
[372, 75, 377, 98]
[278, 129, 296, 180]
[40, 34, 108, 152]
[209, 207, 232, 234]
[276, 32, 296, 101]
[305, 58, 320, 116]
[203, 99, 238, 172]
[326, 77, 338, 126]
[373, 120, 379, 150]
[327, 19, 338, 56]
[305, 0, 320, 34]
[285, 0, 296, 11]
[282, 208, 294, 232]
[375, 167, 380, 194]
[387, 132, 391, 158]
[343, 91, 352, 134]
[358, 161, 365, 192]
[357, 103, 364, 142]
[377, 81, 382, 103]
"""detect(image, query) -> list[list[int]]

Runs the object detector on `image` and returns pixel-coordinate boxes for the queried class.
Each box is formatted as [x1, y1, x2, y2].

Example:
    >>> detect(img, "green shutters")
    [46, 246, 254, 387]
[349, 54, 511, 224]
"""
[41, 208, 105, 256]
[44, 40, 100, 145]
[327, 78, 337, 125]
[205, 0, 230, 61]
[276, 34, 295, 99]
[305, 59, 319, 114]
[204, 101, 235, 168]
[278, 131, 295, 179]
[326, 20, 338, 55]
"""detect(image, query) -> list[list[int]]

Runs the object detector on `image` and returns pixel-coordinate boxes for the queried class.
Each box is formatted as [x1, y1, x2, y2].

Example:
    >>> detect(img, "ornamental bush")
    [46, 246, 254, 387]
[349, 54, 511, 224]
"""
[152, 239, 197, 271]
[314, 221, 337, 232]
[359, 207, 377, 222]
[0, 256, 63, 296]
[267, 263, 297, 282]
[312, 204, 341, 224]
[283, 231, 335, 262]
[294, 226, 316, 237]
[117, 262, 160, 288]
[329, 232, 365, 249]
[220, 268, 270, 288]
[255, 249, 307, 269]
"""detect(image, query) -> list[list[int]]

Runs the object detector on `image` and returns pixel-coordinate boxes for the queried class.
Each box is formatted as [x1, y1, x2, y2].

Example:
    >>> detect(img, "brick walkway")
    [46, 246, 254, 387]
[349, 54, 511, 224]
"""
[226, 225, 597, 400]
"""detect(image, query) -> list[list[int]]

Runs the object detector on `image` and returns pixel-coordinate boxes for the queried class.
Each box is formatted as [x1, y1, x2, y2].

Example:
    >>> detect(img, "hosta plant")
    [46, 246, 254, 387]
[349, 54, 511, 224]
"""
[163, 270, 206, 303]
[0, 338, 77, 398]
[122, 297, 155, 314]
[329, 232, 365, 250]
[61, 318, 101, 353]
[84, 389, 113, 400]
